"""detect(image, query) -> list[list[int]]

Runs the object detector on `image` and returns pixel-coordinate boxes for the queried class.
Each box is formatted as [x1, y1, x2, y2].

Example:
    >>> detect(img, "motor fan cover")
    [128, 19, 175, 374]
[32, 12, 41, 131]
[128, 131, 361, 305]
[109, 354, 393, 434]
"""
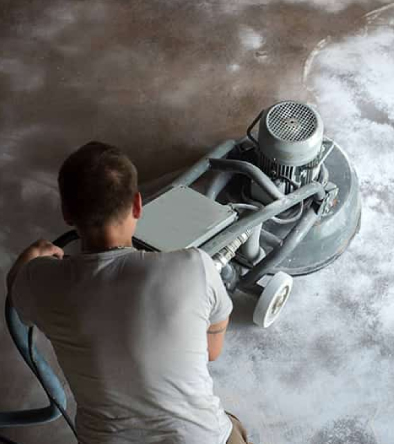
[258, 100, 324, 167]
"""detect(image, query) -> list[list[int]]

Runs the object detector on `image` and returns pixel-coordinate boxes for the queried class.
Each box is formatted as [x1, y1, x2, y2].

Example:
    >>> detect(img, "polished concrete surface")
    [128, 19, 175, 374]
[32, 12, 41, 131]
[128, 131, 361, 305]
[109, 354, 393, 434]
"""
[1, 1, 394, 443]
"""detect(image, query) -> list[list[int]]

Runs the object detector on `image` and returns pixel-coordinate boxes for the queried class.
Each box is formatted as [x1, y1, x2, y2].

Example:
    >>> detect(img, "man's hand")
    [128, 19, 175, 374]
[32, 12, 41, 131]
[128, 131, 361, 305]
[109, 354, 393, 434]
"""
[7, 239, 64, 294]
[24, 239, 64, 260]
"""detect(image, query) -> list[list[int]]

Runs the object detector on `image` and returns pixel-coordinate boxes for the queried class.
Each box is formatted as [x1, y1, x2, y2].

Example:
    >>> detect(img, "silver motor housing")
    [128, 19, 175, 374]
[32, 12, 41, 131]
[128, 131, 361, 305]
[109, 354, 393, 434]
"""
[257, 101, 325, 195]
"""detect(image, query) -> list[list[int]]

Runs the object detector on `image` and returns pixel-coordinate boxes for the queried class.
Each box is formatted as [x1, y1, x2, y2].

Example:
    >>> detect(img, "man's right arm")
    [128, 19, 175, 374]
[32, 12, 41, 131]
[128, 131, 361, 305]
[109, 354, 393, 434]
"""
[7, 239, 64, 295]
[197, 249, 233, 361]
[207, 317, 229, 361]
[7, 240, 64, 326]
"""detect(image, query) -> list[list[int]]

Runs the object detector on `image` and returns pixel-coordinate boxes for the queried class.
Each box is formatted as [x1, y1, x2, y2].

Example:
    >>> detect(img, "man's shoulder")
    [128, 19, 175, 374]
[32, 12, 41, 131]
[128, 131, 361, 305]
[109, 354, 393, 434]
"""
[164, 248, 207, 267]
[142, 248, 201, 261]
[28, 255, 65, 273]
[113, 248, 209, 281]
[16, 255, 60, 277]
[18, 256, 70, 292]
[133, 249, 206, 277]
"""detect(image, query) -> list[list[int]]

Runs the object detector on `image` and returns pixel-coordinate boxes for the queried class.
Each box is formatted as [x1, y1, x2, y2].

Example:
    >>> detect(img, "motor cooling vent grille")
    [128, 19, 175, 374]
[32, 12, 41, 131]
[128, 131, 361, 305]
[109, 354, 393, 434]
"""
[266, 102, 318, 142]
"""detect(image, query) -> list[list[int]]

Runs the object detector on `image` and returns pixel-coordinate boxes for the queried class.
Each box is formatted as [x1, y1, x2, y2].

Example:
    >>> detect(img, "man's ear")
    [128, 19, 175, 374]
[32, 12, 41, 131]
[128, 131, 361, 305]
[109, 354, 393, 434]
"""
[61, 202, 74, 226]
[132, 192, 142, 219]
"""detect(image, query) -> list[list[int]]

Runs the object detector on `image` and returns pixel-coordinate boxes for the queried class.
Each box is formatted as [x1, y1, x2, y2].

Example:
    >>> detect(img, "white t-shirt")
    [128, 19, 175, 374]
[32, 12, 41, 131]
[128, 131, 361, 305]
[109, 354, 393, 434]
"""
[12, 247, 233, 444]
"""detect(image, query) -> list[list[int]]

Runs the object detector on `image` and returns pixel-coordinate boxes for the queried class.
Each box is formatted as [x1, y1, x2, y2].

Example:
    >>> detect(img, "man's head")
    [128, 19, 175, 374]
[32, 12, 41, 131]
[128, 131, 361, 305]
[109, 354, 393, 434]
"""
[58, 141, 141, 235]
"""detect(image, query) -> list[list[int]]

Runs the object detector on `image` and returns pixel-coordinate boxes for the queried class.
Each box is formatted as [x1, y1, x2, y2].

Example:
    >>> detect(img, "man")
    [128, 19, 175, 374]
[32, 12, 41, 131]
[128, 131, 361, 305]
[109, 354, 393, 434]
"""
[7, 141, 250, 444]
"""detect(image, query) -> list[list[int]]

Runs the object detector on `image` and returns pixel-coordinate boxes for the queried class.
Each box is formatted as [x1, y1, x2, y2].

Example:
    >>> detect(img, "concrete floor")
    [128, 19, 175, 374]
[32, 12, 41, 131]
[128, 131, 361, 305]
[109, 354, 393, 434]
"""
[1, 1, 394, 443]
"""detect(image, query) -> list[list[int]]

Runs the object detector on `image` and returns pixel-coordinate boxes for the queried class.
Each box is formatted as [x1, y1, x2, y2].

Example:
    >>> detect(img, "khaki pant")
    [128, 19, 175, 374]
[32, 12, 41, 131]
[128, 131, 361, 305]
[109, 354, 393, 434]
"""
[79, 414, 251, 444]
[226, 412, 252, 444]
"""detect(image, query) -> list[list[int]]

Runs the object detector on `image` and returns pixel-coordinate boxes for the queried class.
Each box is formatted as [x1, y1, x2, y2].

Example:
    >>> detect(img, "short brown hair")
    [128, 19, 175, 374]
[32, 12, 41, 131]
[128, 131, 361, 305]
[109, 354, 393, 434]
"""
[58, 141, 138, 229]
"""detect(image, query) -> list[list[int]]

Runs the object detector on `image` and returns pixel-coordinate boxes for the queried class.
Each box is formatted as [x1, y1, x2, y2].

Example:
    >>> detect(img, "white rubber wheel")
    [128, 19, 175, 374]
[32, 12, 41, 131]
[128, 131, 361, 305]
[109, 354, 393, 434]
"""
[253, 271, 293, 328]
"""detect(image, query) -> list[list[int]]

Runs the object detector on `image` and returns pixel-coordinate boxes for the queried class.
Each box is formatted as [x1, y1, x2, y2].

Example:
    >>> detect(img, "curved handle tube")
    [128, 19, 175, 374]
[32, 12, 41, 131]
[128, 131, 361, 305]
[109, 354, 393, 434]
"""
[209, 158, 284, 201]
[53, 230, 79, 248]
[240, 205, 320, 288]
[201, 181, 325, 257]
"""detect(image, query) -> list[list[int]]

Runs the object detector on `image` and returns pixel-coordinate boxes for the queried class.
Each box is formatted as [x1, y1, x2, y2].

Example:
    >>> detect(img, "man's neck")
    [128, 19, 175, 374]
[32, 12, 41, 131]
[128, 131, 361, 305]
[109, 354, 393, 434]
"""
[81, 239, 133, 253]
[80, 226, 135, 253]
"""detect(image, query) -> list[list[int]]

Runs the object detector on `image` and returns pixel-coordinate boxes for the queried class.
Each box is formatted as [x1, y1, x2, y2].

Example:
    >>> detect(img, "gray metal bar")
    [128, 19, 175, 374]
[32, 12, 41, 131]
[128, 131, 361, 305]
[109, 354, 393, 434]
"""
[209, 158, 284, 201]
[240, 205, 320, 288]
[200, 181, 325, 256]
[319, 163, 329, 186]
[260, 229, 283, 248]
[171, 140, 236, 189]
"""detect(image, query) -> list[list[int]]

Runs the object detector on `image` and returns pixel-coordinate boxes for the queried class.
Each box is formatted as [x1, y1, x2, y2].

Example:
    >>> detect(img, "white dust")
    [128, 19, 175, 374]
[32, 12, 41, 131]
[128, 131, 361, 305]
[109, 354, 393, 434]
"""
[239, 26, 265, 50]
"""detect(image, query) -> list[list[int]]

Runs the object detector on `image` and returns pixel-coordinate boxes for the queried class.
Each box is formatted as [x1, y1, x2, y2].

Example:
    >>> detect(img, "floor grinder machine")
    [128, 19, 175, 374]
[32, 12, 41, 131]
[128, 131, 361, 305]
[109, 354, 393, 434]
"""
[1, 100, 361, 442]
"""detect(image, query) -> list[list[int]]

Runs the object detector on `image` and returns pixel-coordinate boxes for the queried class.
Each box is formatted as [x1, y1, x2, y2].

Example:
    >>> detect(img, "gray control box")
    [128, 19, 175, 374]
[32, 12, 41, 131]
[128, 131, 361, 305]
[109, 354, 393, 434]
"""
[134, 186, 237, 251]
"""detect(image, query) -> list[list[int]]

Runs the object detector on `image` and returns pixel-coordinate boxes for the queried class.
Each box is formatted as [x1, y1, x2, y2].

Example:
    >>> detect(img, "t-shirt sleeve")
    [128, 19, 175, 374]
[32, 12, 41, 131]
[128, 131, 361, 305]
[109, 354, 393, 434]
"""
[197, 249, 233, 324]
[10, 261, 37, 327]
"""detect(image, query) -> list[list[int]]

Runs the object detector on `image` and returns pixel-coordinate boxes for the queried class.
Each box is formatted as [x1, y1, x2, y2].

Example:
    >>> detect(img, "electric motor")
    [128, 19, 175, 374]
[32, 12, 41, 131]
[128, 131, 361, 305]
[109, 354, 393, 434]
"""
[257, 101, 325, 194]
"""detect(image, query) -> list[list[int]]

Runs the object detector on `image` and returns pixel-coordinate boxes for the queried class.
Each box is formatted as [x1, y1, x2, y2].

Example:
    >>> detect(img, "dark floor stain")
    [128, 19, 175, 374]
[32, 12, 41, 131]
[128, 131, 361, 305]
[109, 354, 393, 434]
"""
[311, 417, 377, 444]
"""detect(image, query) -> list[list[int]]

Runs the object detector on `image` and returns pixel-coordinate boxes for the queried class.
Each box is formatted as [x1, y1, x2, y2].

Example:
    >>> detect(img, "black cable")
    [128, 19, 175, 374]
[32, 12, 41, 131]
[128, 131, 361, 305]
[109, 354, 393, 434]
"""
[246, 109, 264, 147]
[272, 201, 303, 225]
[27, 328, 78, 441]
[275, 174, 300, 191]
[0, 434, 19, 444]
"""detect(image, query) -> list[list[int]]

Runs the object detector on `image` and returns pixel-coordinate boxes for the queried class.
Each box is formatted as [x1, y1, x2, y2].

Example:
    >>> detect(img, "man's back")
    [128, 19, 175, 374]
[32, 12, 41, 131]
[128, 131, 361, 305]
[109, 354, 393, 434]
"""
[12, 247, 233, 444]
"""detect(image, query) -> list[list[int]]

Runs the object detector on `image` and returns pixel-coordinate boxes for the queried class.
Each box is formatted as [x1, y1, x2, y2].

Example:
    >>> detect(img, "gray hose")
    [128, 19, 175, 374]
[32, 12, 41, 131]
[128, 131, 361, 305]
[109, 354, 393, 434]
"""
[232, 196, 286, 247]
[228, 204, 264, 262]
[209, 158, 284, 201]
[240, 205, 320, 288]
[229, 203, 260, 212]
[241, 183, 304, 225]
[240, 223, 263, 262]
[205, 172, 233, 200]
[1, 298, 67, 427]
[0, 230, 79, 442]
